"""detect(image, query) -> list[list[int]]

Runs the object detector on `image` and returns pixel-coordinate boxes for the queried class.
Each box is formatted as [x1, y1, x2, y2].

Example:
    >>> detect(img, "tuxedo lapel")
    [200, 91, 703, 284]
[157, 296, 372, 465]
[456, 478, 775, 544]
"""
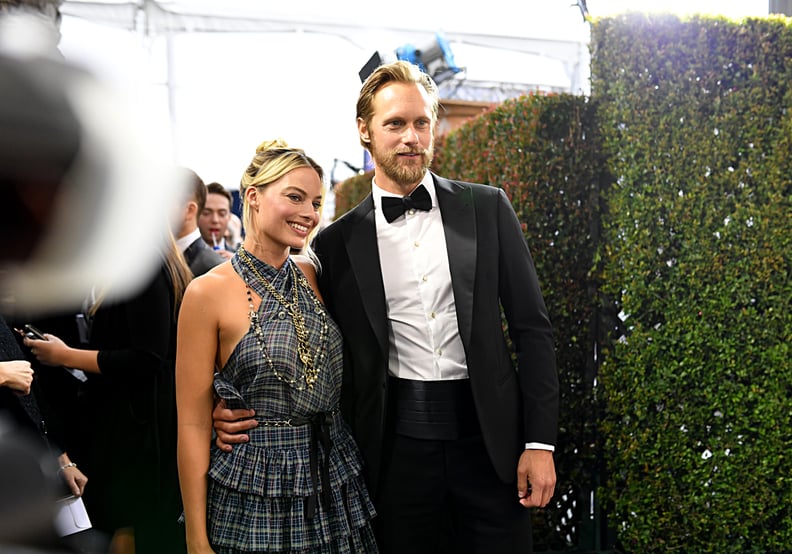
[341, 195, 390, 354]
[433, 174, 477, 351]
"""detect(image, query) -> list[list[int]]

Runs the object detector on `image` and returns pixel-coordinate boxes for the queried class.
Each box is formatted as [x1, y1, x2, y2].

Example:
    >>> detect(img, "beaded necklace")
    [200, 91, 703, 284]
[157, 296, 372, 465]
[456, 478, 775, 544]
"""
[237, 246, 328, 390]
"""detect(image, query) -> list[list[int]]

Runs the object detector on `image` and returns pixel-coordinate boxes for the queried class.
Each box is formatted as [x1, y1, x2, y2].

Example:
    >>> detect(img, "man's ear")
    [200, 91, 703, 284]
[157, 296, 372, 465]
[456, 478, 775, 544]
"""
[185, 200, 198, 220]
[357, 118, 370, 143]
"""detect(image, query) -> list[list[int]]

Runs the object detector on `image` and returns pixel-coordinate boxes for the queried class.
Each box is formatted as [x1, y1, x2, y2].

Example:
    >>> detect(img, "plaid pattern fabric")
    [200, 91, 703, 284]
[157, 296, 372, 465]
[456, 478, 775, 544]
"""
[206, 254, 377, 552]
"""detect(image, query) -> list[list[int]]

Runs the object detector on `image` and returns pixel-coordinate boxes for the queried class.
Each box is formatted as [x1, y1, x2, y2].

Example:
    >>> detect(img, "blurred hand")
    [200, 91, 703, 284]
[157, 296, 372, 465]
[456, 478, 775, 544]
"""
[0, 360, 34, 394]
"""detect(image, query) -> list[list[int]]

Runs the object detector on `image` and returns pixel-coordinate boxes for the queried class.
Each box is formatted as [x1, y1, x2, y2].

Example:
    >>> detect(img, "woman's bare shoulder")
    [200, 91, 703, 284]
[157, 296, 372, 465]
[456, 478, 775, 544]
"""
[185, 262, 240, 300]
[293, 255, 319, 282]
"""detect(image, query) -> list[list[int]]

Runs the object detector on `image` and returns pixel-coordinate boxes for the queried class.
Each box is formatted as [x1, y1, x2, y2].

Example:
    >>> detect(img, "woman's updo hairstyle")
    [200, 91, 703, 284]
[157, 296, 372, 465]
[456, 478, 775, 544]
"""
[239, 139, 324, 261]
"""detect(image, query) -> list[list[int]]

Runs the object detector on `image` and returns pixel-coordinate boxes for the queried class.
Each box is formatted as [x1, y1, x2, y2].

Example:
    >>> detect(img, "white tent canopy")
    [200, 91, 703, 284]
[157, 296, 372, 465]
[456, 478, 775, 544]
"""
[56, 1, 591, 201]
[61, 2, 588, 66]
[60, 0, 591, 92]
[54, 1, 767, 210]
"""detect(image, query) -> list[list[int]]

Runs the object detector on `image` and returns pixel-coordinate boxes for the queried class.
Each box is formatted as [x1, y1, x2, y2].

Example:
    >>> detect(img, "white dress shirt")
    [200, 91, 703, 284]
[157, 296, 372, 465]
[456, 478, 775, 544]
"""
[372, 174, 468, 381]
[372, 174, 554, 452]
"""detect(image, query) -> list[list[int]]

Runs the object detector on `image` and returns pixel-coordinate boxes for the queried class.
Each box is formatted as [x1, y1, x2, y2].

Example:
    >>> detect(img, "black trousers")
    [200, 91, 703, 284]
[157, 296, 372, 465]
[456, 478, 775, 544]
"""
[373, 431, 533, 554]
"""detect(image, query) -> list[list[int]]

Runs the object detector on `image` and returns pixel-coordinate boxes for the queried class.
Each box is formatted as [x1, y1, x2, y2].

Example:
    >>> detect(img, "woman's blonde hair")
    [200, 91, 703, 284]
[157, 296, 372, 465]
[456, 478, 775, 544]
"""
[239, 139, 324, 261]
[88, 229, 192, 318]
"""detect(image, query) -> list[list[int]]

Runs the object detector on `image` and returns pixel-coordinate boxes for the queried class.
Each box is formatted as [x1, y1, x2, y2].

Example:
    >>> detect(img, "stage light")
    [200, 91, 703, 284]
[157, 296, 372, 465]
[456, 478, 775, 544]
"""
[395, 31, 461, 84]
[358, 31, 462, 84]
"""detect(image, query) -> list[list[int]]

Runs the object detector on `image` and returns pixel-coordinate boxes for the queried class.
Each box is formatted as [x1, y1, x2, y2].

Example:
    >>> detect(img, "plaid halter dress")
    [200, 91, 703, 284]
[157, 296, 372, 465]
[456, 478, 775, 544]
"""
[207, 253, 377, 553]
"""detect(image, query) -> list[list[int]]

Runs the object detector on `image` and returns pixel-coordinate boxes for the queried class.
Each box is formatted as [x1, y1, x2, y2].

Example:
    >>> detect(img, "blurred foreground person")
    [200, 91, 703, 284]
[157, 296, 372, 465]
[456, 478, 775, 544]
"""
[0, 12, 183, 317]
[1, 8, 188, 553]
[177, 140, 377, 553]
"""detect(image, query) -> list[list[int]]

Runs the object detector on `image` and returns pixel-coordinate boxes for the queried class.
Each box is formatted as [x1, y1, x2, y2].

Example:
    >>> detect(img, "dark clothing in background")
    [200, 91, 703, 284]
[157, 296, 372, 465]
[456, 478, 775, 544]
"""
[0, 315, 47, 447]
[183, 237, 223, 277]
[18, 310, 89, 464]
[0, 317, 70, 550]
[75, 264, 185, 553]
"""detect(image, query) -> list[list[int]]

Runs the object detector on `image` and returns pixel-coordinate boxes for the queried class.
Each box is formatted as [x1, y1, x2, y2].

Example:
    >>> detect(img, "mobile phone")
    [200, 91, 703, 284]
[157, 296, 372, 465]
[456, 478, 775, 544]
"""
[23, 324, 48, 341]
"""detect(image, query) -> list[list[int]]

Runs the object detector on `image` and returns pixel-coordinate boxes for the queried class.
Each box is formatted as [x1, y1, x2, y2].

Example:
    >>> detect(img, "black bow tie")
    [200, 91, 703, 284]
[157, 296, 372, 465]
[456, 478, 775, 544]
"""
[381, 184, 432, 223]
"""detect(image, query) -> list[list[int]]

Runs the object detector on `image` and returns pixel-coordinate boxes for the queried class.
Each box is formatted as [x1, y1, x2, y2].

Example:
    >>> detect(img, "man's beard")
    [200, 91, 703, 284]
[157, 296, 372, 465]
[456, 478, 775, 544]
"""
[371, 139, 434, 188]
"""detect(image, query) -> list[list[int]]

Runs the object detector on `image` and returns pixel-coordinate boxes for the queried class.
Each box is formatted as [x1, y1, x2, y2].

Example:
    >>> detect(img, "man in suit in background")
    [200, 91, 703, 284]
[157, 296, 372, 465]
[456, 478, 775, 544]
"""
[214, 60, 558, 553]
[198, 182, 235, 260]
[172, 168, 224, 277]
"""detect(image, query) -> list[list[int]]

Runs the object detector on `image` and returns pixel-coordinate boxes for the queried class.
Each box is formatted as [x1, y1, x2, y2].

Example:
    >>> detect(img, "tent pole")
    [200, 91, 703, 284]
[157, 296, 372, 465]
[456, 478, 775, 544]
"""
[165, 31, 178, 160]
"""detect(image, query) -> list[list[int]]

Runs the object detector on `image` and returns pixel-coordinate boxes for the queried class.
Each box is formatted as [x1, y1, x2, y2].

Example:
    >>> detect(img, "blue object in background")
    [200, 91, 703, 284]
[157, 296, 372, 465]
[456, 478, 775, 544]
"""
[395, 31, 461, 84]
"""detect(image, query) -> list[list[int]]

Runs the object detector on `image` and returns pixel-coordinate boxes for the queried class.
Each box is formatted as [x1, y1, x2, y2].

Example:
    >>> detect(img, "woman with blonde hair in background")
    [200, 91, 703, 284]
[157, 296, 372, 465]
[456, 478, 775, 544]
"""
[176, 139, 377, 553]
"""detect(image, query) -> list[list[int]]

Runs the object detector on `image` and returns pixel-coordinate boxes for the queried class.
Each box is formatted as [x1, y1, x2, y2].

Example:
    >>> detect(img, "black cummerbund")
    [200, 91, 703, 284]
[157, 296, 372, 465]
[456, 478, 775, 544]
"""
[388, 376, 480, 440]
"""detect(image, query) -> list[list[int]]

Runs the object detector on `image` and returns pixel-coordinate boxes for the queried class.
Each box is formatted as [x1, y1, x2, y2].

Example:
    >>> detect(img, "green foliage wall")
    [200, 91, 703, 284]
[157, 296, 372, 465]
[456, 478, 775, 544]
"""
[592, 13, 792, 552]
[332, 169, 372, 217]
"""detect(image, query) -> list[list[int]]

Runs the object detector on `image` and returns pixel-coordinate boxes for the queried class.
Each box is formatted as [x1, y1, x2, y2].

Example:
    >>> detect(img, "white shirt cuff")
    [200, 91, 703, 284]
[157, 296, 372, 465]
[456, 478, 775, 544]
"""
[525, 442, 555, 452]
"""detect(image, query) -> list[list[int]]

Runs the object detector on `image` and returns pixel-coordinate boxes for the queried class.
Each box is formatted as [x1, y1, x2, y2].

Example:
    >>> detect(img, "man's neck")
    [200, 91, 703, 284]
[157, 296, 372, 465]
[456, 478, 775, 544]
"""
[372, 171, 428, 197]
[175, 227, 202, 252]
[178, 222, 198, 240]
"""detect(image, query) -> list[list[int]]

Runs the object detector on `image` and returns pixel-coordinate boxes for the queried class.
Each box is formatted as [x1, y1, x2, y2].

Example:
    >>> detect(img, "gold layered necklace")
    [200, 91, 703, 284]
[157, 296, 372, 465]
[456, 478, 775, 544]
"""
[237, 246, 328, 390]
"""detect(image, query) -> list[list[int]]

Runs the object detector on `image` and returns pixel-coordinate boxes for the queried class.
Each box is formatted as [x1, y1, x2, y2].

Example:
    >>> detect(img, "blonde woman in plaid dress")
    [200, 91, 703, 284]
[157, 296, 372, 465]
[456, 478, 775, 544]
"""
[176, 140, 378, 553]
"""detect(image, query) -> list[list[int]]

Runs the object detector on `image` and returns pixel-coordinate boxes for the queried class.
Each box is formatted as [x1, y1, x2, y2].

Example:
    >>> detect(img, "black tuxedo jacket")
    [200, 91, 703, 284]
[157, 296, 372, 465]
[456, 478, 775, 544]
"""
[314, 173, 558, 493]
[183, 237, 223, 277]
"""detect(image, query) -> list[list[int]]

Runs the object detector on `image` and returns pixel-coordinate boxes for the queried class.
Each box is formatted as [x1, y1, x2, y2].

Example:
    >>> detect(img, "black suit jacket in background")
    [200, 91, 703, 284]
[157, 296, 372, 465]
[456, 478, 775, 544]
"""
[314, 173, 559, 495]
[183, 237, 224, 277]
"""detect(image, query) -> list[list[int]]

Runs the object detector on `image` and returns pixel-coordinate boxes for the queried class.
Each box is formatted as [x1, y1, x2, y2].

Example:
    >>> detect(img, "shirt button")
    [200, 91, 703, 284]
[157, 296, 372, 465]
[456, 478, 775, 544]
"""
[421, 275, 428, 282]
[414, 241, 420, 248]
[408, 209, 416, 215]
[430, 312, 436, 319]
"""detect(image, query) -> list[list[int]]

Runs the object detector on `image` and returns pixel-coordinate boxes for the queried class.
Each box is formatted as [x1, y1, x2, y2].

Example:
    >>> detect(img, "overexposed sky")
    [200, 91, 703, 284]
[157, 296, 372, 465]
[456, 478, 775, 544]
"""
[588, 0, 768, 19]
[56, 0, 772, 198]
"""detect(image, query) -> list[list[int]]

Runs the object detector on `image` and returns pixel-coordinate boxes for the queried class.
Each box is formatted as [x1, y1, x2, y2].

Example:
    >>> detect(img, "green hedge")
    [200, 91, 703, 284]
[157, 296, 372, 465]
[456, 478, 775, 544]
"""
[592, 13, 792, 552]
[332, 169, 373, 217]
[329, 13, 791, 552]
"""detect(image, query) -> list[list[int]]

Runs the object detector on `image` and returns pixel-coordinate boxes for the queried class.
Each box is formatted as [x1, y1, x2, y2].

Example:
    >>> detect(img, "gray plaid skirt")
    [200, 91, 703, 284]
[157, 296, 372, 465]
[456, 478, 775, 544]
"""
[207, 412, 378, 553]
